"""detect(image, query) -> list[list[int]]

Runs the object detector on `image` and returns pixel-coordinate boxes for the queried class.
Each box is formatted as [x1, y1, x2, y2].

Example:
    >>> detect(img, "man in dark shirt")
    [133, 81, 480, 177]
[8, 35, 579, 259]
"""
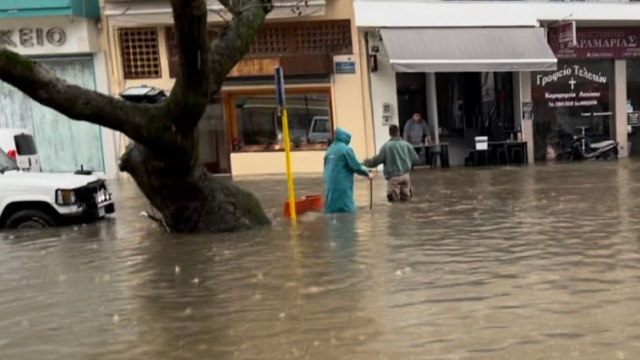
[363, 125, 419, 202]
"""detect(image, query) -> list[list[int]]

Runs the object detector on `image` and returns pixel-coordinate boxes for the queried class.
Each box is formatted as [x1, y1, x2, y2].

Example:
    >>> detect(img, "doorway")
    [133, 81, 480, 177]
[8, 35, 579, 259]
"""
[395, 71, 516, 166]
[198, 98, 231, 174]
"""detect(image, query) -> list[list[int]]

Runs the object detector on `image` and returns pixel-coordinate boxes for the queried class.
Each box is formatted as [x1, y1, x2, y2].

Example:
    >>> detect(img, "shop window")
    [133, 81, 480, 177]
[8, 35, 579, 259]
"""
[294, 21, 352, 54]
[628, 61, 640, 114]
[119, 28, 161, 79]
[627, 60, 640, 156]
[165, 21, 352, 78]
[230, 91, 332, 152]
[532, 60, 614, 161]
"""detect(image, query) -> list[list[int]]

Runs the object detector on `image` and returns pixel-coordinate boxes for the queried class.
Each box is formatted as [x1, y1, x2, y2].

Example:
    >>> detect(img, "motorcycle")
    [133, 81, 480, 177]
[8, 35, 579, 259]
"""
[569, 135, 619, 161]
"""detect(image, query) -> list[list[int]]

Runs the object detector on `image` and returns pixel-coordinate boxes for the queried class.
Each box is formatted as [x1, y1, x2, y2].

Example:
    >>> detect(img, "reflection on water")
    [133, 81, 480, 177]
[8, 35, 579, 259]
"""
[2, 161, 640, 359]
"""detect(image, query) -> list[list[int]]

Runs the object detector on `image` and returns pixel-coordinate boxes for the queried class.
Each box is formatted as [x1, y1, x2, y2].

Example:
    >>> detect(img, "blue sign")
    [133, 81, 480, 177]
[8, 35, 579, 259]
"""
[335, 61, 356, 74]
[274, 66, 285, 108]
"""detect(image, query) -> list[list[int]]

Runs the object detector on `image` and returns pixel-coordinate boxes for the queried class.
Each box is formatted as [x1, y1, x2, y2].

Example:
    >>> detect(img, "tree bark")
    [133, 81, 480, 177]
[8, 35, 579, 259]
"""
[0, 0, 275, 233]
[120, 143, 269, 232]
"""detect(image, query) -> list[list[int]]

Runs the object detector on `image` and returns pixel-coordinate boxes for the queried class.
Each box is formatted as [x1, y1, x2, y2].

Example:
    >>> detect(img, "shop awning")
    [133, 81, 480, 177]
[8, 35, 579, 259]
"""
[380, 27, 557, 72]
[0, 0, 100, 19]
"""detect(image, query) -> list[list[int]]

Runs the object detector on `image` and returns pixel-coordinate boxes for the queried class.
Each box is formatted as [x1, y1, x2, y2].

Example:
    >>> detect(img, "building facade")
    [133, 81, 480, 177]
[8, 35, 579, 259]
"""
[355, 0, 640, 165]
[103, 0, 375, 177]
[0, 0, 120, 178]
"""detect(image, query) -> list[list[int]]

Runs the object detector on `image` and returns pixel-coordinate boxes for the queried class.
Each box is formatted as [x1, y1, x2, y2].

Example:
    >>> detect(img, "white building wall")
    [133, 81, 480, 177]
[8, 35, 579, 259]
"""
[354, 0, 640, 28]
[367, 32, 399, 159]
[93, 51, 120, 179]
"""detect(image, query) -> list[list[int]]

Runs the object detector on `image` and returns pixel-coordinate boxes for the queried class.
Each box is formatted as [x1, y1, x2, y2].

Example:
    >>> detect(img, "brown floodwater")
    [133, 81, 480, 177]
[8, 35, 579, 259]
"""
[1, 161, 640, 360]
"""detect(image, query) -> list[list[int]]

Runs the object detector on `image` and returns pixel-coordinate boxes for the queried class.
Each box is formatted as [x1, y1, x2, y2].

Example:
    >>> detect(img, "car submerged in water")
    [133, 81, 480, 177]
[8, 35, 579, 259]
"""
[0, 148, 115, 230]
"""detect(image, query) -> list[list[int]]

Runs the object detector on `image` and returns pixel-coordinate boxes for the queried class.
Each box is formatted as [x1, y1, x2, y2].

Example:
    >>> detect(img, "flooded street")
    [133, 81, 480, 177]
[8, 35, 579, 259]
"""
[2, 161, 640, 360]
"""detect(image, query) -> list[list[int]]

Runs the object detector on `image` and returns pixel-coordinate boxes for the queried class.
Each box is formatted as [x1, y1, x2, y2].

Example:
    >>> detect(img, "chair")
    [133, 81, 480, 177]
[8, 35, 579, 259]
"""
[495, 145, 509, 165]
[509, 146, 525, 165]
[470, 150, 489, 166]
[429, 145, 441, 169]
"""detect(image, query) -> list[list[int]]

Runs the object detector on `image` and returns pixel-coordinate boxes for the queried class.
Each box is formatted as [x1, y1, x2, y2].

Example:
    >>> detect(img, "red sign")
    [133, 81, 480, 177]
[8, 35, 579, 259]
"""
[558, 21, 576, 47]
[549, 27, 640, 59]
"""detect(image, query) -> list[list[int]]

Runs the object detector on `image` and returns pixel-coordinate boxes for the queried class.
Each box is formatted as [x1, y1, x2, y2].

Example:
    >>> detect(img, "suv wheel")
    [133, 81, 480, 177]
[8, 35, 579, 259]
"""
[5, 210, 56, 229]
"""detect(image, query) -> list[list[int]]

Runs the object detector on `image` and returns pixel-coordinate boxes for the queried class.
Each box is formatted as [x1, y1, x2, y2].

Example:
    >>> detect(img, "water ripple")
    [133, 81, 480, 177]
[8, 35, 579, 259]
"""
[1, 161, 640, 359]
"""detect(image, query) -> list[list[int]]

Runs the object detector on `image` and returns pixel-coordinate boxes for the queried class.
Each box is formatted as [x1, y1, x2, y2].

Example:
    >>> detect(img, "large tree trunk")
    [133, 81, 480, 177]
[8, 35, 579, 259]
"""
[0, 0, 277, 233]
[120, 143, 269, 232]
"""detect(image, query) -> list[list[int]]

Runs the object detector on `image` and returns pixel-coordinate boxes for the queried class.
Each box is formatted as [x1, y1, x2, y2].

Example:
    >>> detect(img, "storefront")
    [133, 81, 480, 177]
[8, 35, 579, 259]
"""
[104, 0, 373, 176]
[363, 26, 556, 166]
[354, 0, 640, 166]
[0, 0, 119, 177]
[531, 61, 614, 161]
[532, 26, 640, 161]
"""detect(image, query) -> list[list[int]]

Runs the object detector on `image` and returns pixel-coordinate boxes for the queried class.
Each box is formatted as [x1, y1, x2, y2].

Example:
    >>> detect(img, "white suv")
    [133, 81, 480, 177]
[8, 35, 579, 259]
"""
[0, 148, 115, 229]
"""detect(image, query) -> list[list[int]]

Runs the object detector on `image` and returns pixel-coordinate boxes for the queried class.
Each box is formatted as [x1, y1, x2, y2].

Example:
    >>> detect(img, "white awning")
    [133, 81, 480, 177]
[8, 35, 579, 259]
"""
[105, 0, 326, 27]
[380, 27, 557, 73]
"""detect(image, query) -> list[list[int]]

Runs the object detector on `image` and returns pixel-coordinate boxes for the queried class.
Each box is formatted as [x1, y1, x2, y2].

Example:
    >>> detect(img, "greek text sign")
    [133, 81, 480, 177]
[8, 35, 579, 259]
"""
[549, 27, 640, 59]
[0, 17, 98, 56]
[533, 62, 611, 108]
[558, 21, 576, 47]
[0, 28, 67, 48]
[335, 61, 356, 74]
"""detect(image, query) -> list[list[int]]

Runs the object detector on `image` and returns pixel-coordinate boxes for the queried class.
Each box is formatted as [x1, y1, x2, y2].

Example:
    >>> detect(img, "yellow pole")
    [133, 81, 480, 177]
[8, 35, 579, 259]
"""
[282, 108, 297, 221]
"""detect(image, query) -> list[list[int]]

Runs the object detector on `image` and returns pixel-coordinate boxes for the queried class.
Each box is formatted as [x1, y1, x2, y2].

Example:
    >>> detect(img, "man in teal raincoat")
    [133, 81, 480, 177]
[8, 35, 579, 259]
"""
[323, 128, 373, 213]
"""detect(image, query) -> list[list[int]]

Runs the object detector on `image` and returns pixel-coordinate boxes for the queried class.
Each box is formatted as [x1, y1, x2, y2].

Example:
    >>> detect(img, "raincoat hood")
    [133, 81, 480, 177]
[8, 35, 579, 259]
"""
[334, 128, 351, 145]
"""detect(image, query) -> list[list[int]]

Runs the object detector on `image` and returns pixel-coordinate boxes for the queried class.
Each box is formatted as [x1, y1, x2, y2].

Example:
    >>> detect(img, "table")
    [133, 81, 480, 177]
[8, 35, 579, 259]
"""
[413, 143, 450, 168]
[487, 141, 528, 165]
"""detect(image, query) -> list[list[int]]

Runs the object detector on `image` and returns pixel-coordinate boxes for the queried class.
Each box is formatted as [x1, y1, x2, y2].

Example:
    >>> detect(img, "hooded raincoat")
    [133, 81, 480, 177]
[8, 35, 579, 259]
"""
[323, 128, 370, 213]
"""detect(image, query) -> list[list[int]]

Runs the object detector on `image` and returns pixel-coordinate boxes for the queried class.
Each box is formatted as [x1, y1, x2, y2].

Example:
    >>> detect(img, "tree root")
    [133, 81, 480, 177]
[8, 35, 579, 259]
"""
[121, 143, 271, 233]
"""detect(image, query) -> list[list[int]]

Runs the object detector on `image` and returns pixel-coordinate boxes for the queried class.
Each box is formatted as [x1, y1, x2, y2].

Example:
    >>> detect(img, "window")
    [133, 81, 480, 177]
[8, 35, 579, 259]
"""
[230, 90, 332, 151]
[532, 60, 614, 161]
[627, 60, 640, 155]
[14, 134, 37, 156]
[0, 148, 16, 169]
[119, 28, 161, 79]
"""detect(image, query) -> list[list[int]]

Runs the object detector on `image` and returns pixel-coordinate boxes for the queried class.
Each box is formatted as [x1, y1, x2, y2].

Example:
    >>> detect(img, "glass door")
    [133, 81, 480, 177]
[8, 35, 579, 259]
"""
[197, 98, 230, 174]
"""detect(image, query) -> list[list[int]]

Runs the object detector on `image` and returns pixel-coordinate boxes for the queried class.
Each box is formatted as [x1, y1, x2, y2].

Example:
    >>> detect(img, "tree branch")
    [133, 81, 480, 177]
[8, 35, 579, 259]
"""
[0, 48, 151, 144]
[208, 0, 273, 96]
[164, 0, 211, 132]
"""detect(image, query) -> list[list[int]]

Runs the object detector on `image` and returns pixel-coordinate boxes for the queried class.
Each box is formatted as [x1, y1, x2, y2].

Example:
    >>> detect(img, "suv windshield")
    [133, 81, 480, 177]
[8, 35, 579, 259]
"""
[0, 149, 18, 173]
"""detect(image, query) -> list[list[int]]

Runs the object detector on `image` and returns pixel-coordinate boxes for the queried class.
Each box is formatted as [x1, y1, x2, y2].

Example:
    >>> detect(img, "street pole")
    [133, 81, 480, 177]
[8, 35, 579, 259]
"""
[275, 66, 297, 221]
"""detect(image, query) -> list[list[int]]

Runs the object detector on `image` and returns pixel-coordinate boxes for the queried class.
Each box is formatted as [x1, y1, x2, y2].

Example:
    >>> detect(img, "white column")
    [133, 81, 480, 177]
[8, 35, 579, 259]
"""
[519, 71, 534, 164]
[425, 72, 439, 143]
[614, 59, 629, 157]
[512, 72, 522, 134]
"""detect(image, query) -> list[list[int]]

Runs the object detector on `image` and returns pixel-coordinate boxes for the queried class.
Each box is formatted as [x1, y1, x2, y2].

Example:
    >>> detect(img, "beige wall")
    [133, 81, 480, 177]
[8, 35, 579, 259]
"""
[104, 0, 373, 176]
[231, 151, 325, 176]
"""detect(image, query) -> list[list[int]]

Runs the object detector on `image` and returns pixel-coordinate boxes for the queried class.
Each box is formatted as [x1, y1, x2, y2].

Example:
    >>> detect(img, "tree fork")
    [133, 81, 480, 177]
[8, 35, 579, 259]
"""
[0, 0, 275, 233]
